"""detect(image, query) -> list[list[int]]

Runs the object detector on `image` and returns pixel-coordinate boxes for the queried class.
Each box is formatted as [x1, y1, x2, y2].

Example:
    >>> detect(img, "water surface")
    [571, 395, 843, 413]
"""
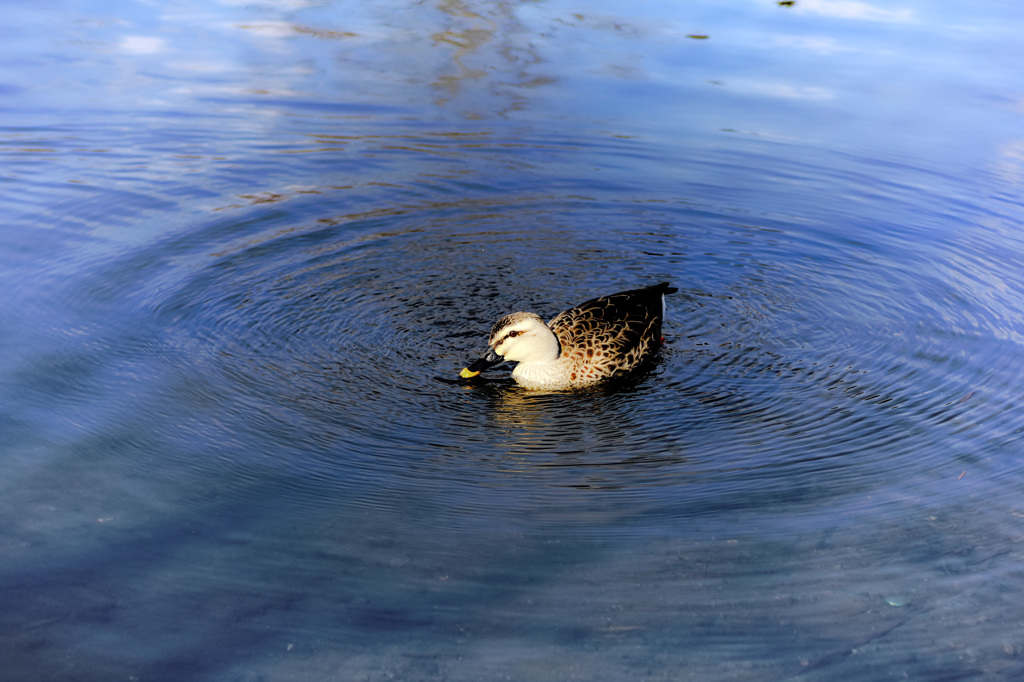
[4, 1, 1024, 680]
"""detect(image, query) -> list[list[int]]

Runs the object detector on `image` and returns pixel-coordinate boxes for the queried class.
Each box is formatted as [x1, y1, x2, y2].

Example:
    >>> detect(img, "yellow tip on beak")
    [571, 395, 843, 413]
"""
[460, 367, 481, 379]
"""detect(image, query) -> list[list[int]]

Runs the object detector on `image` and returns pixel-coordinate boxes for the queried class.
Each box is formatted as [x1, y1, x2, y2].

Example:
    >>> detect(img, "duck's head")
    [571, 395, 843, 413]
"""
[459, 312, 560, 378]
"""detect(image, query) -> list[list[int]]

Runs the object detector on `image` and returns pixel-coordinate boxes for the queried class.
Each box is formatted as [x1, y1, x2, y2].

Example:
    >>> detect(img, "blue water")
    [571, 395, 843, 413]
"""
[5, 1, 1024, 680]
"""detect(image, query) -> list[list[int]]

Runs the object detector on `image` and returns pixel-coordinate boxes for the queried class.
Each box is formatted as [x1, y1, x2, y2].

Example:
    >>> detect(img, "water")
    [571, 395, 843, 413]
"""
[4, 1, 1024, 680]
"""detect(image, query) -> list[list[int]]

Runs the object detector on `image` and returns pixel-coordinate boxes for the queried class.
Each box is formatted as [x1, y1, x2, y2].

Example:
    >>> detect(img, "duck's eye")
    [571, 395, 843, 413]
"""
[508, 330, 522, 338]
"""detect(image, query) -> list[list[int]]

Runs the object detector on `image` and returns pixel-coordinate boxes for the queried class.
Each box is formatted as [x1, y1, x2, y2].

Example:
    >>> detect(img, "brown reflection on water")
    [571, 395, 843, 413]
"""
[428, 0, 553, 117]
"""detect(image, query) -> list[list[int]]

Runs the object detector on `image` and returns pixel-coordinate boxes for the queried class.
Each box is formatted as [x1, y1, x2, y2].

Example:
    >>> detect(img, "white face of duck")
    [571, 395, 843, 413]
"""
[490, 313, 560, 364]
[459, 312, 561, 379]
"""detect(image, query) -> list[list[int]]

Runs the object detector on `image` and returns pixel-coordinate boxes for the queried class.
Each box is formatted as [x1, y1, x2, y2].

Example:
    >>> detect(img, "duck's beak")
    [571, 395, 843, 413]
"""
[459, 348, 504, 378]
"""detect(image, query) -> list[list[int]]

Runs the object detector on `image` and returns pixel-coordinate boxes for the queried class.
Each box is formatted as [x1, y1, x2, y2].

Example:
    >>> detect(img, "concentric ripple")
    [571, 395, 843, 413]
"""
[41, 169, 1018, 542]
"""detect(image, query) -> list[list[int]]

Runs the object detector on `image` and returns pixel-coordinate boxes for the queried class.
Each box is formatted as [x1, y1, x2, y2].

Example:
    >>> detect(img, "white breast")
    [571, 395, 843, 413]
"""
[511, 360, 575, 390]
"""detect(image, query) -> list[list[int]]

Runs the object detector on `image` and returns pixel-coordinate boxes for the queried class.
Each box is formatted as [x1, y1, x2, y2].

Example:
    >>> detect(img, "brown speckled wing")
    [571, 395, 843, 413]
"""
[547, 283, 673, 380]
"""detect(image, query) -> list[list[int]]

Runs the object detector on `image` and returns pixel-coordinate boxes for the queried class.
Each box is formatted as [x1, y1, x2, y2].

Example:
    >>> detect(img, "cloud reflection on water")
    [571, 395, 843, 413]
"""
[794, 0, 915, 23]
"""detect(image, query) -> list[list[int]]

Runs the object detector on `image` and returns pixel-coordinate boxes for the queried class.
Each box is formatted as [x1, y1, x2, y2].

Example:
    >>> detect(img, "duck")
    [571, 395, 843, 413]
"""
[459, 282, 677, 390]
